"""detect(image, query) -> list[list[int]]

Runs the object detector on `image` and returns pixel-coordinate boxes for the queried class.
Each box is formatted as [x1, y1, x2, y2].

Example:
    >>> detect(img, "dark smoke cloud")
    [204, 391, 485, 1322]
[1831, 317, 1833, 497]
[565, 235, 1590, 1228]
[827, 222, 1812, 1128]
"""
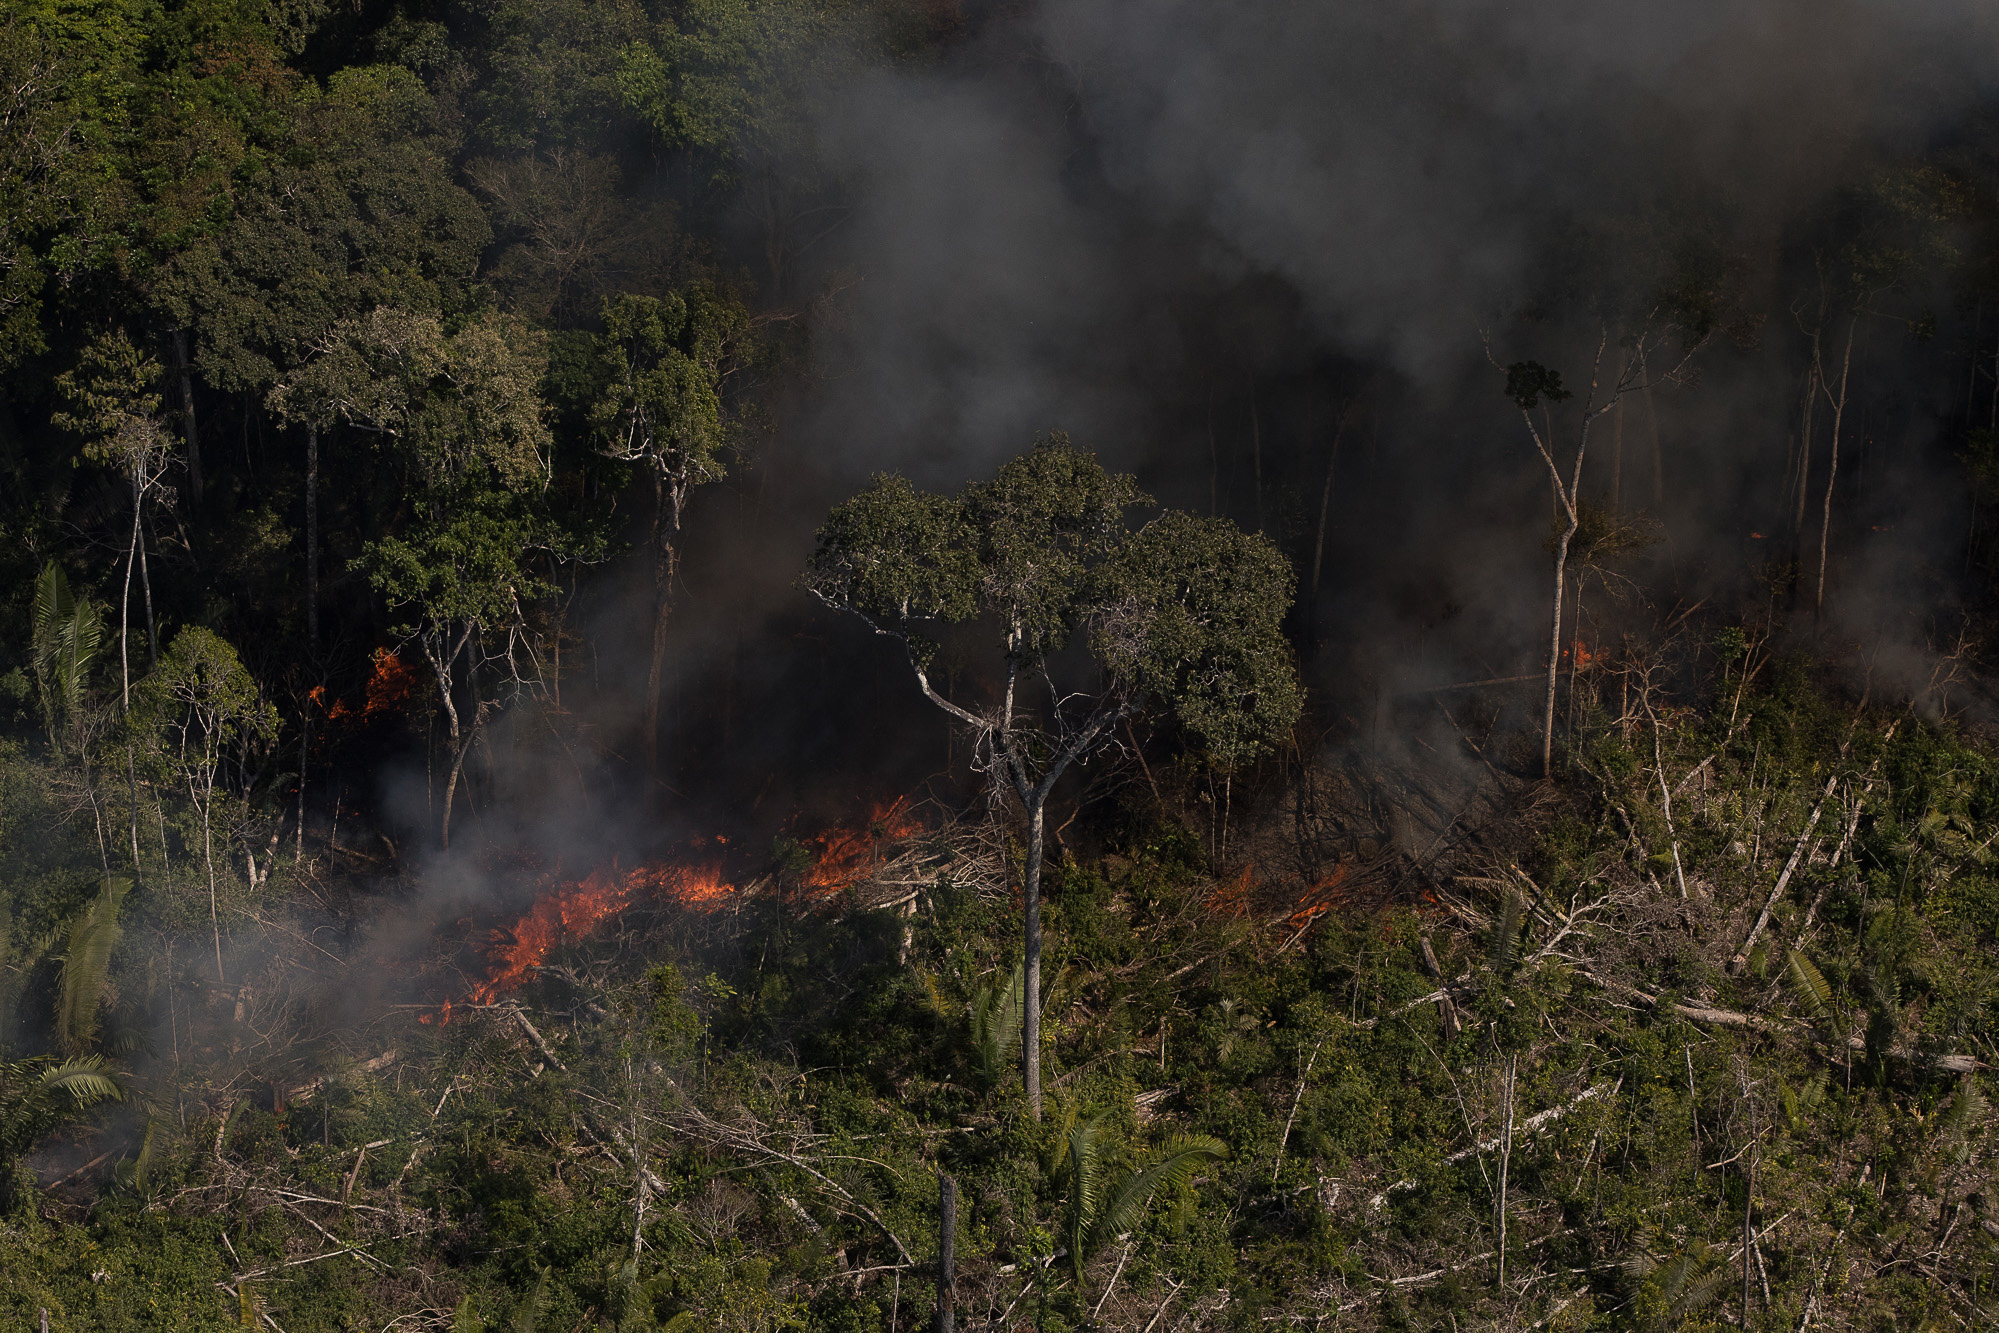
[764, 0, 1999, 712]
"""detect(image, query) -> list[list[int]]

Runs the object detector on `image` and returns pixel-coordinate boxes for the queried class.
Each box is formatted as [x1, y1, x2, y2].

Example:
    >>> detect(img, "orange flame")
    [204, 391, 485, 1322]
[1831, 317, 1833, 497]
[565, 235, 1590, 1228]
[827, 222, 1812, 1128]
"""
[1209, 866, 1255, 917]
[456, 860, 735, 1012]
[432, 797, 921, 1021]
[800, 797, 922, 900]
[364, 648, 419, 720]
[1287, 864, 1351, 927]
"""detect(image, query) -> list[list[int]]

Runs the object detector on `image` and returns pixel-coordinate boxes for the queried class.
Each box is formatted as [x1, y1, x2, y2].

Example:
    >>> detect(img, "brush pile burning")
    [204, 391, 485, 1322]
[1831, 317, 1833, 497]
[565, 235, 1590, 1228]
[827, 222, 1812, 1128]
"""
[426, 798, 1006, 1019]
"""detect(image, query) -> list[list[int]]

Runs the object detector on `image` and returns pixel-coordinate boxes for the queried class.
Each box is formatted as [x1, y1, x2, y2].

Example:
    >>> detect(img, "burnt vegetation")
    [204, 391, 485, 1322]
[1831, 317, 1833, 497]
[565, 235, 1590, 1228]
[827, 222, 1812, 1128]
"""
[4, 2, 1999, 1332]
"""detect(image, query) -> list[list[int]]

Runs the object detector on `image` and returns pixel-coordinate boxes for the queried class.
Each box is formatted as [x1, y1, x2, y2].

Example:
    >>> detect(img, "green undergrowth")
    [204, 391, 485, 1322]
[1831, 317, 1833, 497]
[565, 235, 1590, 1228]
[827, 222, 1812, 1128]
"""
[1, 662, 1996, 1331]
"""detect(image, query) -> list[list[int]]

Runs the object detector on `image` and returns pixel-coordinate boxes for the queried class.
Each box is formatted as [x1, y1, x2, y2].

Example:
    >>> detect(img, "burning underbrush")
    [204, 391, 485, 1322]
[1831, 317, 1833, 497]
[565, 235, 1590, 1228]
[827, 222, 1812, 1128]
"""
[423, 797, 1002, 1019]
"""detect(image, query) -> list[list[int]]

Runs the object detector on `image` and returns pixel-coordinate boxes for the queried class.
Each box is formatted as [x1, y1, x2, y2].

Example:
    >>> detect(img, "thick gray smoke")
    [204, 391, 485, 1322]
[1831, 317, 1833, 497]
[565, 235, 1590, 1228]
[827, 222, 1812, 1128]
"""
[775, 0, 1999, 707]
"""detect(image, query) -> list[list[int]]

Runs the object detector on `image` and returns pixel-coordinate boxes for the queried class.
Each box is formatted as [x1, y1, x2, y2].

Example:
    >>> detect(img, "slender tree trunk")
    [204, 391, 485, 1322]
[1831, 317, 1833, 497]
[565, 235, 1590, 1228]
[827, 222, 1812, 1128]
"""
[296, 696, 308, 864]
[1311, 407, 1355, 599]
[123, 481, 141, 872]
[1816, 318, 1856, 617]
[1022, 796, 1045, 1119]
[1644, 356, 1663, 507]
[1609, 398, 1623, 514]
[138, 514, 157, 671]
[305, 424, 319, 652]
[440, 728, 475, 851]
[936, 1173, 957, 1333]
[1497, 1054, 1515, 1286]
[174, 329, 202, 503]
[1542, 520, 1575, 779]
[1794, 358, 1818, 584]
[642, 473, 683, 807]
[202, 765, 223, 985]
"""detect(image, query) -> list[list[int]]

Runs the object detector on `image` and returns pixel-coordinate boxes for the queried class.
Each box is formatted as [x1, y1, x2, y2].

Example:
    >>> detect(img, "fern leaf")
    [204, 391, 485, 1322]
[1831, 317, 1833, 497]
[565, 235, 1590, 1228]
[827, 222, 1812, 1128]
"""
[1785, 949, 1832, 1019]
[452, 1294, 486, 1333]
[1087, 1134, 1226, 1259]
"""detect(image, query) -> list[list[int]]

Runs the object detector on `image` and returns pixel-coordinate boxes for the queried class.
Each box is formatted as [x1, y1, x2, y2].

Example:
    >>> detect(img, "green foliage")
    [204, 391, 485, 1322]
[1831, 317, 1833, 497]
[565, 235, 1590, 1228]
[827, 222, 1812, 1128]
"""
[29, 562, 100, 752]
[594, 287, 749, 503]
[804, 435, 1302, 762]
[1503, 360, 1571, 411]
[1785, 948, 1833, 1019]
[969, 961, 1025, 1088]
[270, 308, 552, 488]
[56, 876, 128, 1054]
[1048, 1108, 1226, 1282]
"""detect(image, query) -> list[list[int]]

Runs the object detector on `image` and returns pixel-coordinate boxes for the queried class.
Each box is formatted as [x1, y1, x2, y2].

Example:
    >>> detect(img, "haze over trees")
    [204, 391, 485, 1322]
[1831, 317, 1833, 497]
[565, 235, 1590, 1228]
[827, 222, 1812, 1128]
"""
[0, 1, 1996, 1331]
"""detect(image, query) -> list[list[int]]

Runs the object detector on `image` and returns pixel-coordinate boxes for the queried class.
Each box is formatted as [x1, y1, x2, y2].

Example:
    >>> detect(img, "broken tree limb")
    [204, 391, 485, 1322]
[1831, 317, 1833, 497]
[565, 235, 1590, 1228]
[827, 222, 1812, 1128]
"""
[1367, 1081, 1620, 1206]
[1418, 936, 1462, 1038]
[1574, 969, 1979, 1073]
[508, 1005, 567, 1072]
[1733, 773, 1838, 974]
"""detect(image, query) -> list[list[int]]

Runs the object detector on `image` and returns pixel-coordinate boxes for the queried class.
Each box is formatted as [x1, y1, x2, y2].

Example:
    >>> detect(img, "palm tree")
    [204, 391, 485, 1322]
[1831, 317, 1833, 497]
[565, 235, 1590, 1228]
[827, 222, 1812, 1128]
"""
[968, 963, 1026, 1089]
[0, 1055, 122, 1206]
[1047, 1112, 1225, 1283]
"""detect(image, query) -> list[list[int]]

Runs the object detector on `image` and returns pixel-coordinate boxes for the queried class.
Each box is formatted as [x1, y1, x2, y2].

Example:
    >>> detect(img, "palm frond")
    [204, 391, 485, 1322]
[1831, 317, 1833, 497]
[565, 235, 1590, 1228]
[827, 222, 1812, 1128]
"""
[1065, 1114, 1112, 1276]
[133, 1117, 161, 1192]
[1785, 949, 1832, 1019]
[1087, 1133, 1226, 1259]
[39, 1055, 123, 1109]
[58, 877, 130, 1053]
[511, 1266, 551, 1333]
[969, 962, 1025, 1088]
[1941, 1078, 1987, 1145]
[30, 562, 99, 746]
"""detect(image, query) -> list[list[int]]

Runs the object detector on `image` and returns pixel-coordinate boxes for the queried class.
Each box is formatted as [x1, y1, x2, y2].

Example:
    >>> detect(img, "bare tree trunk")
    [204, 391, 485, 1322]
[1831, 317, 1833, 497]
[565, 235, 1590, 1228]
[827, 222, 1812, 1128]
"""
[1645, 366, 1663, 507]
[936, 1173, 957, 1333]
[430, 628, 468, 849]
[122, 481, 141, 872]
[173, 329, 202, 503]
[1609, 397, 1623, 514]
[138, 514, 157, 671]
[1794, 357, 1818, 586]
[1816, 318, 1856, 617]
[201, 768, 223, 985]
[1496, 1054, 1515, 1286]
[1542, 521, 1575, 779]
[1023, 797, 1045, 1119]
[305, 424, 319, 652]
[1311, 401, 1361, 599]
[642, 474, 684, 808]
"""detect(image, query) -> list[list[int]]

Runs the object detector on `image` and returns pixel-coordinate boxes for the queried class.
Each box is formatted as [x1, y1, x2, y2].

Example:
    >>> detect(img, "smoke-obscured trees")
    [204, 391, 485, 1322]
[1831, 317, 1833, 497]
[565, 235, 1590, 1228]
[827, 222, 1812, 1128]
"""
[804, 436, 1300, 1117]
[137, 627, 278, 985]
[274, 308, 571, 848]
[593, 289, 750, 803]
